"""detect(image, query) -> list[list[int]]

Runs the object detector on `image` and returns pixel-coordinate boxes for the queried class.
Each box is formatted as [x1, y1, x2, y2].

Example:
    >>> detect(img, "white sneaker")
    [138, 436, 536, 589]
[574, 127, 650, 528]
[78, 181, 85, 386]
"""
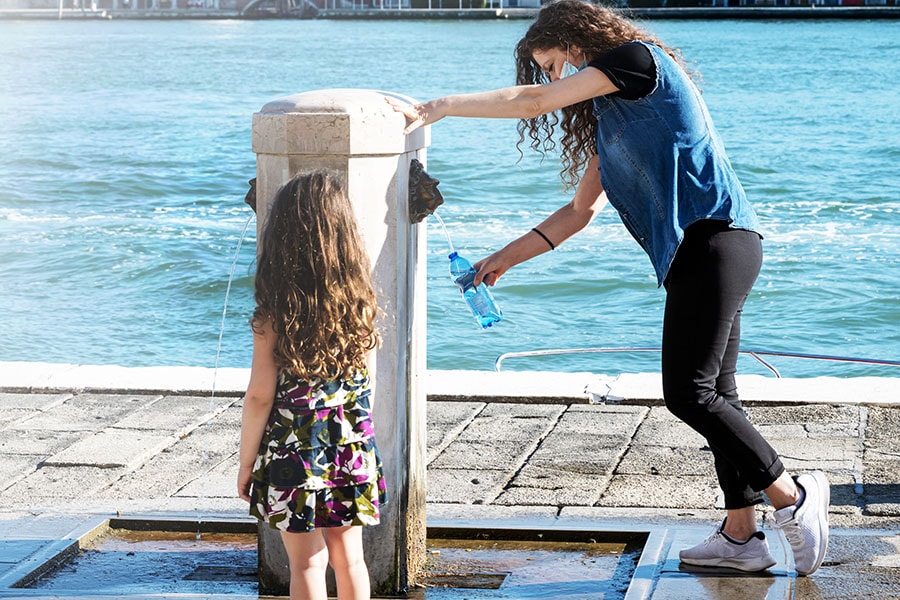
[771, 470, 830, 576]
[679, 521, 777, 572]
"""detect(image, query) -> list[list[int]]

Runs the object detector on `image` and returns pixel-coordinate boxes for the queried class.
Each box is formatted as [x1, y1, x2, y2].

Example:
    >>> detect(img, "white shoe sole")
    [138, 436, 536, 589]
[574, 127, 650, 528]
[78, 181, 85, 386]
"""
[680, 555, 777, 572]
[797, 470, 830, 576]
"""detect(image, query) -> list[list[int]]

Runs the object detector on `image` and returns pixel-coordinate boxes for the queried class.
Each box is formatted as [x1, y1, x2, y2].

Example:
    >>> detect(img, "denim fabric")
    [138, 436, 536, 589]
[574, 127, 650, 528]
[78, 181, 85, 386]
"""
[592, 41, 761, 285]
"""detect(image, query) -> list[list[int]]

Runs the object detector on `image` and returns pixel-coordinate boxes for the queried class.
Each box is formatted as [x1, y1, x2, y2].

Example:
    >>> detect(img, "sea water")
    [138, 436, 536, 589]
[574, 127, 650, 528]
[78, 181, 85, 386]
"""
[0, 18, 897, 377]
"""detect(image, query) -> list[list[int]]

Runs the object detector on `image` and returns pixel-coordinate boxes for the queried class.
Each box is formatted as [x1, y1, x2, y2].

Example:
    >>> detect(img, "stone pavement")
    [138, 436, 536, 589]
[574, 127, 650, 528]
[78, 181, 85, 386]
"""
[0, 362, 898, 599]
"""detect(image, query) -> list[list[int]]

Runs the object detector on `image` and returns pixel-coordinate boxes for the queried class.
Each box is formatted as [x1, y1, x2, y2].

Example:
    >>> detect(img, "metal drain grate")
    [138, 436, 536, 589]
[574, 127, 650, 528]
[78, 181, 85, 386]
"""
[183, 566, 258, 582]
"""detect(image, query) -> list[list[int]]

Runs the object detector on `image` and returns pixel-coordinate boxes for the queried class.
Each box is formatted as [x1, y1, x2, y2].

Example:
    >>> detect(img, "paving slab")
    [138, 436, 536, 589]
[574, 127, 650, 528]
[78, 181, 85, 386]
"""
[9, 394, 155, 432]
[770, 438, 860, 471]
[616, 445, 717, 477]
[869, 533, 900, 568]
[553, 404, 648, 435]
[476, 401, 567, 420]
[557, 505, 726, 524]
[112, 394, 227, 432]
[429, 403, 564, 472]
[0, 465, 128, 504]
[630, 406, 707, 448]
[0, 393, 71, 411]
[174, 453, 240, 498]
[0, 409, 42, 428]
[43, 428, 175, 469]
[521, 442, 626, 475]
[0, 455, 42, 492]
[601, 474, 721, 509]
[823, 472, 862, 515]
[789, 529, 900, 600]
[425, 468, 513, 505]
[97, 448, 223, 500]
[0, 429, 86, 457]
[747, 404, 861, 429]
[424, 401, 483, 464]
[428, 437, 534, 470]
[866, 406, 900, 452]
[494, 471, 611, 507]
[427, 504, 563, 530]
[864, 469, 900, 508]
[97, 413, 243, 501]
[0, 366, 896, 599]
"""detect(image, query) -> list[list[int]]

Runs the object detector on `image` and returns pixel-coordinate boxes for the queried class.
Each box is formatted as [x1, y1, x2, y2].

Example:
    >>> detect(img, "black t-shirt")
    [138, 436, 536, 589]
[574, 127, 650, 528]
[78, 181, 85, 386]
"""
[588, 42, 656, 101]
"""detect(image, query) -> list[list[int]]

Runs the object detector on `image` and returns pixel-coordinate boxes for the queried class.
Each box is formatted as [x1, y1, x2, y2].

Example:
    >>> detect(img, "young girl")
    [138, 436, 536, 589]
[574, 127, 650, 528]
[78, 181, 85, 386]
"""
[237, 170, 387, 600]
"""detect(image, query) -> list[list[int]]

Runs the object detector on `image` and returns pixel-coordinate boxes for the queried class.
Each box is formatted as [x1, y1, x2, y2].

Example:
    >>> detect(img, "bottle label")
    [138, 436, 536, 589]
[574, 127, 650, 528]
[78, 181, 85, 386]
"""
[454, 270, 476, 292]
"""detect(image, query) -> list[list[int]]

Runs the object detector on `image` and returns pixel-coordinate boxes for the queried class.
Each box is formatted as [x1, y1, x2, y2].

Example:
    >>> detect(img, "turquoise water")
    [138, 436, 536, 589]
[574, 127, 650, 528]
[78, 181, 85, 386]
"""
[1, 19, 897, 378]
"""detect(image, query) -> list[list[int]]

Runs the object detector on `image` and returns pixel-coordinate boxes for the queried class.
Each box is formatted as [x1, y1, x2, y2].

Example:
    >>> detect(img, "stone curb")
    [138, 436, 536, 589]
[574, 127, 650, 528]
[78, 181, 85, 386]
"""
[2, 362, 898, 406]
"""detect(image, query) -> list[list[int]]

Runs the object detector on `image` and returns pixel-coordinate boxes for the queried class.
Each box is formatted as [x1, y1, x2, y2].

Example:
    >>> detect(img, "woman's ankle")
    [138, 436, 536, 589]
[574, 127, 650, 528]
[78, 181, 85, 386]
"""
[767, 472, 801, 510]
[722, 507, 759, 541]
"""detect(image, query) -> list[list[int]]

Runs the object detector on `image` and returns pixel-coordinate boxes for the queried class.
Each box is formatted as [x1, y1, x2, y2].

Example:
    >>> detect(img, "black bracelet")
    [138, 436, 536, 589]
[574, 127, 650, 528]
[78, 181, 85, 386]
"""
[531, 227, 556, 250]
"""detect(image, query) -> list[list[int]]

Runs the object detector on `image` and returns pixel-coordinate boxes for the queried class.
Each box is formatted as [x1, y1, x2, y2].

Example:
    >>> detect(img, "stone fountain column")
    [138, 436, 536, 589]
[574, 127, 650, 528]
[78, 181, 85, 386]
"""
[250, 89, 429, 596]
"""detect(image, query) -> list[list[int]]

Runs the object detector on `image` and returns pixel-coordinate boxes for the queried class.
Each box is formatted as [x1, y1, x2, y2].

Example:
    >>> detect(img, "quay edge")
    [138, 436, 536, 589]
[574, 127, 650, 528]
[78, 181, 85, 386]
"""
[0, 361, 898, 407]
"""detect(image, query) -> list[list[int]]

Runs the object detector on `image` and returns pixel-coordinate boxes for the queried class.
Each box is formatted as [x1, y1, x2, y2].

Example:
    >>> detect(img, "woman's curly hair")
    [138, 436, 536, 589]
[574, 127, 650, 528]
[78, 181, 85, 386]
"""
[251, 170, 380, 382]
[515, 0, 691, 189]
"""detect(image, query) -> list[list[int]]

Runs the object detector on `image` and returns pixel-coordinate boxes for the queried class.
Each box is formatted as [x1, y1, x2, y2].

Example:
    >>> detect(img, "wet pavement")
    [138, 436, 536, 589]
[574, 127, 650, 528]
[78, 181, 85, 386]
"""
[24, 528, 258, 595]
[0, 362, 897, 598]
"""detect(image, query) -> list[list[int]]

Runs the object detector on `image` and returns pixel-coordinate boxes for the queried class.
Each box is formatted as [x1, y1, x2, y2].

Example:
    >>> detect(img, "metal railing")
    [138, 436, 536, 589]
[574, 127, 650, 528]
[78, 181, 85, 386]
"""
[494, 347, 900, 378]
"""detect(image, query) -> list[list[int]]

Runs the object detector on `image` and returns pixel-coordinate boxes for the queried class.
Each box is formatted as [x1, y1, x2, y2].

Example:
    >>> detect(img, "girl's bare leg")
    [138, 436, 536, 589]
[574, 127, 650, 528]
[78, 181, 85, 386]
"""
[323, 525, 370, 600]
[280, 529, 329, 600]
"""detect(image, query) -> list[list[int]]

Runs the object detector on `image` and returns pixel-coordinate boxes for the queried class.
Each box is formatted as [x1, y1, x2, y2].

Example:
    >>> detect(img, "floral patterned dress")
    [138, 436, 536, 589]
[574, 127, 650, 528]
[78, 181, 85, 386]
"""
[249, 369, 387, 533]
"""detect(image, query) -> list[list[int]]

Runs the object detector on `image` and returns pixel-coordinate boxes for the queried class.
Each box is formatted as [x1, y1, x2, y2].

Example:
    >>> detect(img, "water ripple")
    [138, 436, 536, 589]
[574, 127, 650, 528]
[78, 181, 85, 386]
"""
[1, 19, 897, 377]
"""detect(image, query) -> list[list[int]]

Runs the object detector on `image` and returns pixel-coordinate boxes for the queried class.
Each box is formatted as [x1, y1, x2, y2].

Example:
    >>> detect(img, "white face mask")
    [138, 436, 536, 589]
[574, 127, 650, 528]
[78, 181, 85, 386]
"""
[560, 60, 582, 79]
[560, 48, 586, 79]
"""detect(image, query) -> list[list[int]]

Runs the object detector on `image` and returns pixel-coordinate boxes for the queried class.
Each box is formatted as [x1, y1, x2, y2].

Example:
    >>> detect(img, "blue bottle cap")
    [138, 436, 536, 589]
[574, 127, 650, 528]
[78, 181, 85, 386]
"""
[448, 251, 458, 260]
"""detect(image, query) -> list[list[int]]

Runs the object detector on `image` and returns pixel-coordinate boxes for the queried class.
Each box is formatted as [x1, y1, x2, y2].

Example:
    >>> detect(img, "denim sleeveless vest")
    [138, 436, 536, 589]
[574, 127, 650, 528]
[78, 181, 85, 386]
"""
[592, 41, 760, 285]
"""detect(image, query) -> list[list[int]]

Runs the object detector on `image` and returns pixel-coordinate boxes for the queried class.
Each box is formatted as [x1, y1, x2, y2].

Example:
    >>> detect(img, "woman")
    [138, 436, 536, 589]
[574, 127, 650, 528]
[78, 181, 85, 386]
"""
[391, 0, 829, 576]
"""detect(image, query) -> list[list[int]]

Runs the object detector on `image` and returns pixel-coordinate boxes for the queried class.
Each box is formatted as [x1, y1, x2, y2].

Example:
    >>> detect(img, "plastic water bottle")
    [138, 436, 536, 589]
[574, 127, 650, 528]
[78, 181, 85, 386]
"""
[448, 251, 502, 329]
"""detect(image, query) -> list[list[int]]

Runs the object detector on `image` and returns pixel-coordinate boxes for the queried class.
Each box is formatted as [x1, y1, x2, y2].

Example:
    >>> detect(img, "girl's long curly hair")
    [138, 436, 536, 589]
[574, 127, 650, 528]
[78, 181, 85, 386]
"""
[251, 170, 380, 382]
[515, 0, 691, 189]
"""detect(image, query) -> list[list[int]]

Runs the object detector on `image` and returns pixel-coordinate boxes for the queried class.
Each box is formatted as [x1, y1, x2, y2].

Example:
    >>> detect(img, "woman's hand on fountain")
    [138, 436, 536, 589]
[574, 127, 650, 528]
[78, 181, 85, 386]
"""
[385, 96, 445, 135]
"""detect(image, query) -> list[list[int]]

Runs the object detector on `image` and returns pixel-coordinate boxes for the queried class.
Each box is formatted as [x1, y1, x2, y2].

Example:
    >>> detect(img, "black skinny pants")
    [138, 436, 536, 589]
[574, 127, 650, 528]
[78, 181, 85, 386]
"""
[662, 220, 784, 509]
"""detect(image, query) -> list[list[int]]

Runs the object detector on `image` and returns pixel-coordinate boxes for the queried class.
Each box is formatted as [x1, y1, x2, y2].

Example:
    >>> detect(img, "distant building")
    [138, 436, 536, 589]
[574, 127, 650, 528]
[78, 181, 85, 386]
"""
[0, 0, 247, 10]
[1, 0, 896, 15]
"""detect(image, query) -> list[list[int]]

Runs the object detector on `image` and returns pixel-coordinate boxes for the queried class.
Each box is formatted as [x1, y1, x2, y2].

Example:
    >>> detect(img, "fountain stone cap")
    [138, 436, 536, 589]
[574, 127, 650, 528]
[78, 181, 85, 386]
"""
[252, 89, 429, 157]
